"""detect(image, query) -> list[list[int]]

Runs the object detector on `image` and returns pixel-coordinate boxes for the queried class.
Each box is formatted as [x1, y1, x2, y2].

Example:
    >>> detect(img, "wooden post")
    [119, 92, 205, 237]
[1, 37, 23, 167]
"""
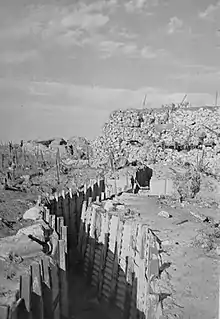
[49, 214, 56, 231]
[115, 222, 132, 313]
[58, 240, 69, 319]
[110, 220, 123, 302]
[102, 216, 119, 302]
[0, 306, 9, 319]
[31, 262, 44, 319]
[61, 225, 68, 254]
[98, 214, 110, 299]
[77, 200, 88, 254]
[41, 257, 52, 319]
[87, 207, 97, 283]
[69, 192, 77, 248]
[83, 207, 93, 277]
[50, 260, 60, 319]
[20, 274, 31, 318]
[14, 147, 18, 167]
[57, 217, 64, 238]
[44, 208, 50, 224]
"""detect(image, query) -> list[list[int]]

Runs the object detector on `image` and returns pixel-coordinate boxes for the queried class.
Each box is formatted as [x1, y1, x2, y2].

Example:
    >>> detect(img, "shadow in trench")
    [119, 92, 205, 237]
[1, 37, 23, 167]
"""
[68, 238, 145, 319]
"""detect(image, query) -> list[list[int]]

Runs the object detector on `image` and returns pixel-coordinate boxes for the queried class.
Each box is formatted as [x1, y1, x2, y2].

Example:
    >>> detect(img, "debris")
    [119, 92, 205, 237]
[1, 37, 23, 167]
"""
[7, 252, 23, 264]
[189, 211, 211, 223]
[158, 211, 172, 218]
[176, 219, 188, 225]
[103, 200, 114, 212]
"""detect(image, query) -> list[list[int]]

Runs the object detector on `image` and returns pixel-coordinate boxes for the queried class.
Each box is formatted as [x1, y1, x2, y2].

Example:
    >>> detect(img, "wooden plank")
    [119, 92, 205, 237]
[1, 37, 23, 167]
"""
[44, 208, 50, 224]
[50, 261, 60, 319]
[123, 256, 133, 319]
[61, 226, 68, 254]
[76, 192, 84, 234]
[90, 210, 102, 288]
[58, 192, 64, 217]
[54, 193, 59, 216]
[77, 200, 88, 254]
[83, 183, 87, 201]
[10, 299, 28, 319]
[83, 207, 93, 277]
[135, 225, 142, 312]
[41, 257, 50, 286]
[19, 273, 31, 317]
[139, 225, 148, 316]
[110, 220, 123, 302]
[101, 192, 105, 201]
[61, 191, 70, 245]
[98, 213, 110, 298]
[31, 263, 43, 319]
[49, 198, 55, 216]
[91, 181, 96, 201]
[146, 229, 161, 319]
[115, 222, 132, 312]
[136, 226, 148, 314]
[102, 216, 119, 302]
[129, 274, 137, 319]
[88, 196, 92, 206]
[124, 223, 138, 319]
[0, 305, 9, 319]
[41, 257, 52, 319]
[49, 215, 56, 231]
[58, 240, 69, 319]
[87, 207, 97, 283]
[69, 193, 77, 247]
[56, 217, 64, 238]
[96, 178, 101, 197]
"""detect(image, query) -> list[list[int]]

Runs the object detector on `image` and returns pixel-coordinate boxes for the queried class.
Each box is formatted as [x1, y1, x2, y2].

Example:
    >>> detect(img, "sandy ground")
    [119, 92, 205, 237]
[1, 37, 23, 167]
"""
[118, 192, 219, 319]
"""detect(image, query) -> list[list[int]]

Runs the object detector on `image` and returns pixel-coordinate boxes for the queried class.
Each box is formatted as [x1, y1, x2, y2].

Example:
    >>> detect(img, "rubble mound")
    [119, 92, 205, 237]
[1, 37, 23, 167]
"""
[91, 106, 220, 176]
[66, 136, 92, 160]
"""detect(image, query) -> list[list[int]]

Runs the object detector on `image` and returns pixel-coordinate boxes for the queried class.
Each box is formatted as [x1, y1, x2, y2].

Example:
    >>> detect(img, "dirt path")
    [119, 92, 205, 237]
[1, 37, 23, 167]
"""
[119, 192, 219, 319]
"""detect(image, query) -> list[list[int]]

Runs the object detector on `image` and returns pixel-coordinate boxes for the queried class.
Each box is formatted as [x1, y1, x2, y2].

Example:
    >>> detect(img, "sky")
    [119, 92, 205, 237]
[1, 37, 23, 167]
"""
[0, 0, 220, 142]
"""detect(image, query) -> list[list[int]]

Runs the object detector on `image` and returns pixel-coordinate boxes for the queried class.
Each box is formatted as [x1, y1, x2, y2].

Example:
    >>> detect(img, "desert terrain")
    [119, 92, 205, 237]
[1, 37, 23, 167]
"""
[1, 103, 220, 318]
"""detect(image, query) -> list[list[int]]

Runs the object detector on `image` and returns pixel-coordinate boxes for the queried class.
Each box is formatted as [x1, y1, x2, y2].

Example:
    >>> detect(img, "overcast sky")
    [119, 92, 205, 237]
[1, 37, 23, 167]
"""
[0, 0, 220, 141]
